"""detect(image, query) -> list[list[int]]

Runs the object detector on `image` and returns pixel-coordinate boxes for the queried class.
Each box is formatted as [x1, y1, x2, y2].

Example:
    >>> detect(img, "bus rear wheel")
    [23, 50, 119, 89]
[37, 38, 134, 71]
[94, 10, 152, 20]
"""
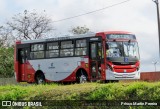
[35, 73, 45, 84]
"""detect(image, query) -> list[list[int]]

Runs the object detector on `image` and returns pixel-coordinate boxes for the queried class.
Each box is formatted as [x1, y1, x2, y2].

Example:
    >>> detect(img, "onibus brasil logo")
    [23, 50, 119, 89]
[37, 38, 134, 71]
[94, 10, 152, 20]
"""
[2, 101, 42, 107]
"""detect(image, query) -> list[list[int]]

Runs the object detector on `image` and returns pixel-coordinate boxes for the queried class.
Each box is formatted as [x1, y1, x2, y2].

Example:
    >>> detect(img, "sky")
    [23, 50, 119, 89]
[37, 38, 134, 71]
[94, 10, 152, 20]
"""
[0, 0, 160, 72]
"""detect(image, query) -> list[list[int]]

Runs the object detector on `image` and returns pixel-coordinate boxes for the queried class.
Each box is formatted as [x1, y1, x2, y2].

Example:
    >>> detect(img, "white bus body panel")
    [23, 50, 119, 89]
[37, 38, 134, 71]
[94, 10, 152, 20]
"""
[29, 57, 88, 81]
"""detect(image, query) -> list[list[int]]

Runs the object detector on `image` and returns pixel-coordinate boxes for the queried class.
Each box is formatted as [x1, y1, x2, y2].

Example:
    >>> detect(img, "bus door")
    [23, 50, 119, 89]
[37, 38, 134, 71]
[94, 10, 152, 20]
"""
[18, 48, 28, 81]
[89, 41, 102, 81]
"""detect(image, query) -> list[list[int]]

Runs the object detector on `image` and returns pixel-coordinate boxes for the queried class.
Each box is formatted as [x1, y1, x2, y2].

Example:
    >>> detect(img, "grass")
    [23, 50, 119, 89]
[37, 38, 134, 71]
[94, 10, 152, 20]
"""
[0, 83, 58, 100]
[0, 82, 160, 100]
[88, 82, 160, 100]
[0, 81, 160, 109]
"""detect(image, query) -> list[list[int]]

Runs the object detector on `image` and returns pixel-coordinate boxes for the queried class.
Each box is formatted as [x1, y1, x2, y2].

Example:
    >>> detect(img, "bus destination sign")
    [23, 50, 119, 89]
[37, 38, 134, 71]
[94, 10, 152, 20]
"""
[107, 34, 136, 40]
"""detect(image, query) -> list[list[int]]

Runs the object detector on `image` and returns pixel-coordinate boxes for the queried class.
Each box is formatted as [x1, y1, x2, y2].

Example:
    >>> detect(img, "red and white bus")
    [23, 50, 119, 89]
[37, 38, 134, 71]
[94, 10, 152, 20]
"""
[14, 31, 140, 84]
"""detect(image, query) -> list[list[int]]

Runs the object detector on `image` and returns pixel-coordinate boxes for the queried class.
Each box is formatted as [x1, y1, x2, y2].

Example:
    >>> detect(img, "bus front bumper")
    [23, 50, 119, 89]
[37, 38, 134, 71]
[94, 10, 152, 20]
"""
[106, 69, 140, 80]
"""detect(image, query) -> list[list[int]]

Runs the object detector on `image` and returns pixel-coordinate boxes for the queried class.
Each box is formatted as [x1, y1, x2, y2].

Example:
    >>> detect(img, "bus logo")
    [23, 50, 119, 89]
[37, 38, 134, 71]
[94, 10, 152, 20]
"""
[51, 63, 53, 67]
[48, 63, 55, 69]
[2, 101, 11, 106]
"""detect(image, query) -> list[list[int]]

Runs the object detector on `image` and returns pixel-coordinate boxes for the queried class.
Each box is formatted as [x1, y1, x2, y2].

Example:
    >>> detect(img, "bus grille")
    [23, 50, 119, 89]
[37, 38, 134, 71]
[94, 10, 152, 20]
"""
[112, 62, 136, 65]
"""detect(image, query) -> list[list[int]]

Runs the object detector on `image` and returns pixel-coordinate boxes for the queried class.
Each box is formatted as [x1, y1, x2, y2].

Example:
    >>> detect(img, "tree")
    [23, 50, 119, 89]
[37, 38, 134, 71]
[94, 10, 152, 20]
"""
[0, 26, 14, 47]
[7, 10, 53, 40]
[0, 47, 14, 78]
[0, 10, 54, 78]
[70, 25, 90, 35]
[0, 26, 14, 78]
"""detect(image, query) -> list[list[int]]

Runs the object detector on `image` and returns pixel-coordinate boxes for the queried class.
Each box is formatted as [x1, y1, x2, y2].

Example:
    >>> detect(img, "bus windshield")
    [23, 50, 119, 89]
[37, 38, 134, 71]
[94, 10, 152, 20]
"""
[106, 41, 139, 58]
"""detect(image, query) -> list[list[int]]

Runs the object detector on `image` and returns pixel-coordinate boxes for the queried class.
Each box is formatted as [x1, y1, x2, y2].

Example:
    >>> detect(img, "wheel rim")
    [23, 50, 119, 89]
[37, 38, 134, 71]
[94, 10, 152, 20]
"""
[36, 74, 44, 84]
[38, 78, 44, 84]
[79, 75, 87, 83]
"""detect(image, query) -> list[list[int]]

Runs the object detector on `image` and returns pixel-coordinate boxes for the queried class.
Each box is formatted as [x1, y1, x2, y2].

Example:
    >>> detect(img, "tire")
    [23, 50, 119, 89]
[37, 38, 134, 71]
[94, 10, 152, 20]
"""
[105, 80, 119, 83]
[112, 80, 119, 83]
[35, 73, 45, 84]
[76, 70, 87, 83]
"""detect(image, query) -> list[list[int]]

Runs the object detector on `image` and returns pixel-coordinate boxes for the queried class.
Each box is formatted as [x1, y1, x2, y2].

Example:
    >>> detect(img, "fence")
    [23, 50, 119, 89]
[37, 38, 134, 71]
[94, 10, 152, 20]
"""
[140, 72, 160, 82]
[0, 77, 18, 85]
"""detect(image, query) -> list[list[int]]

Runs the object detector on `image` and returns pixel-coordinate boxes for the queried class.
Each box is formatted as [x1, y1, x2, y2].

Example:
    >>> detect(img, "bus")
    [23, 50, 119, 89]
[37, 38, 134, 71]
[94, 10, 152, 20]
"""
[14, 31, 140, 84]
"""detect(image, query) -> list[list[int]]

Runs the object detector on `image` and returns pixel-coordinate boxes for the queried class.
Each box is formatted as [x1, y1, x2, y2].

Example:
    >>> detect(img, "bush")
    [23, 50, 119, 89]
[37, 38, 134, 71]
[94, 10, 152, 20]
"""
[0, 47, 14, 77]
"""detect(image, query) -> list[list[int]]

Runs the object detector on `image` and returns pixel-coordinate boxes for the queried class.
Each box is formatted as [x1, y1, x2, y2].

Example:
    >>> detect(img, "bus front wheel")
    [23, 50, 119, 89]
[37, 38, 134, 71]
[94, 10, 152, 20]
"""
[35, 73, 45, 84]
[105, 80, 119, 83]
[76, 69, 87, 83]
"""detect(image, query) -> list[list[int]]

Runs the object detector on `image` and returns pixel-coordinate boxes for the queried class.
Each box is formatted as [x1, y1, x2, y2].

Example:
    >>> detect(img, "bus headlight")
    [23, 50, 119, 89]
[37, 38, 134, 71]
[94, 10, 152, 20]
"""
[131, 65, 136, 68]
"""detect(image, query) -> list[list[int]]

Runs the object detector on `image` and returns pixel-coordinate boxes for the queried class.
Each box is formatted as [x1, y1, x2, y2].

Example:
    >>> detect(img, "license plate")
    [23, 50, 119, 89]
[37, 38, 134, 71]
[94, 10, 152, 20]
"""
[122, 74, 128, 77]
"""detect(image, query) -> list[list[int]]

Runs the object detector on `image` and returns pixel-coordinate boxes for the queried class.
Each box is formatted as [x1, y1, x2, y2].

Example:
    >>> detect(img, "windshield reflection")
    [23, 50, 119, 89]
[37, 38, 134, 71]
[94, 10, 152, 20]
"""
[106, 41, 139, 58]
[106, 42, 123, 57]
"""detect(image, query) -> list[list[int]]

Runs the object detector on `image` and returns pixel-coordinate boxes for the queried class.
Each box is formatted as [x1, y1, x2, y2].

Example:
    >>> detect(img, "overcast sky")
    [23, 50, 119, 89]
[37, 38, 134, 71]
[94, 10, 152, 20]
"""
[0, 0, 159, 72]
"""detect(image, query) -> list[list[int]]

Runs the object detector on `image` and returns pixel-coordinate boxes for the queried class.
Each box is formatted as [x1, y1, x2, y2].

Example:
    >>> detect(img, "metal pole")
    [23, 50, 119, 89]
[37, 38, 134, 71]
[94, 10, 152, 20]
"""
[156, 1, 160, 57]
[152, 61, 159, 72]
[154, 63, 156, 71]
[153, 0, 160, 56]
[152, 61, 158, 71]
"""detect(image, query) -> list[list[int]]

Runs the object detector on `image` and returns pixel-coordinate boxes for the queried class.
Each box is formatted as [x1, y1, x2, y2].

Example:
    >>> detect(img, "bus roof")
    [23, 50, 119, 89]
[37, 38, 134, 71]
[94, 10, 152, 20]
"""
[17, 31, 134, 44]
[97, 31, 133, 35]
[20, 32, 96, 44]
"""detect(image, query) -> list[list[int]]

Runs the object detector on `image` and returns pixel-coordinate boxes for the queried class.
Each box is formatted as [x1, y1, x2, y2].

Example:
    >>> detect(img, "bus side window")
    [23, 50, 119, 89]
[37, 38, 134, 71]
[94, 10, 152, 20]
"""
[60, 41, 74, 57]
[75, 39, 87, 56]
[30, 44, 44, 59]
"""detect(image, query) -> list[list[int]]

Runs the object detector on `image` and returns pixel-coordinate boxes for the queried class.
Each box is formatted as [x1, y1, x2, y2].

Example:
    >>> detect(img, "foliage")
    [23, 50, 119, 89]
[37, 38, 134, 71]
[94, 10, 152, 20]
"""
[0, 82, 160, 100]
[0, 84, 58, 100]
[70, 25, 90, 35]
[0, 47, 14, 77]
[0, 82, 160, 109]
[0, 10, 54, 77]
[0, 26, 14, 47]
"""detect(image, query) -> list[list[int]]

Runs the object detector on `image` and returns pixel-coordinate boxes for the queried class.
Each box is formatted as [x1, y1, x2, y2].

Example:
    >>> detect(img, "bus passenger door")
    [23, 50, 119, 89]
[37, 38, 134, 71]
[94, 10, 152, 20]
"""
[89, 42, 102, 81]
[18, 48, 28, 81]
